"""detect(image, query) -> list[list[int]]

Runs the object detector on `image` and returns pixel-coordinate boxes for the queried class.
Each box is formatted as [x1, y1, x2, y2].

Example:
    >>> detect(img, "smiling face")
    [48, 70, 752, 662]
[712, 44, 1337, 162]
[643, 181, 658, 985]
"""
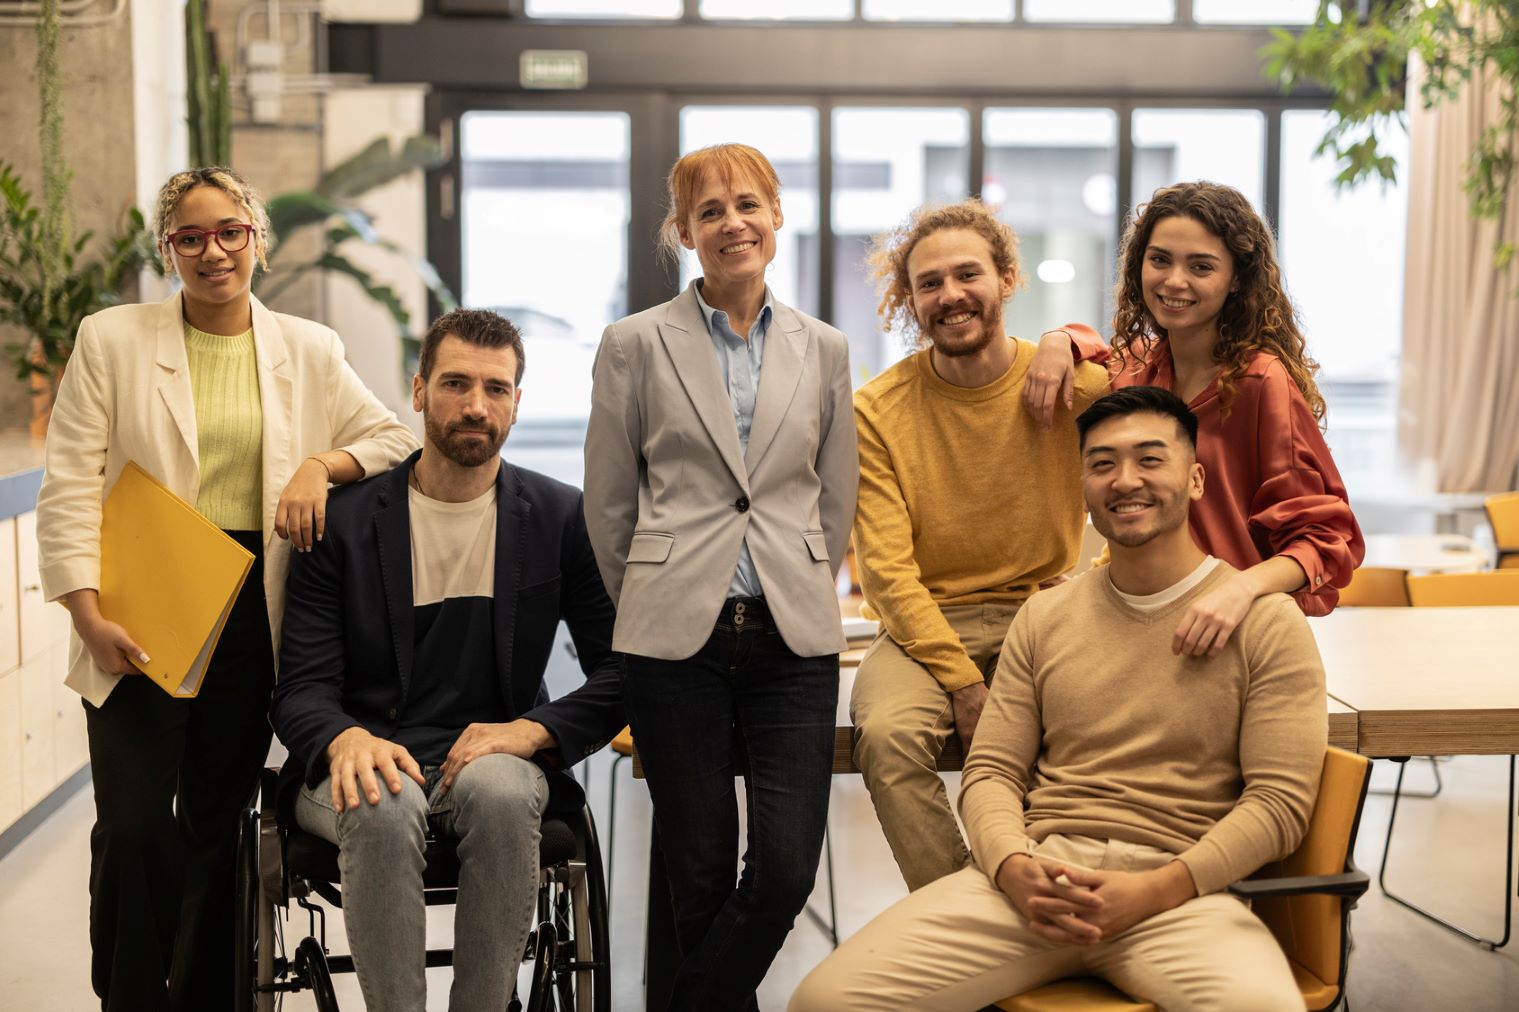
[905, 227, 1016, 359]
[1140, 215, 1237, 343]
[678, 169, 782, 294]
[413, 334, 521, 467]
[165, 185, 257, 320]
[1082, 410, 1204, 549]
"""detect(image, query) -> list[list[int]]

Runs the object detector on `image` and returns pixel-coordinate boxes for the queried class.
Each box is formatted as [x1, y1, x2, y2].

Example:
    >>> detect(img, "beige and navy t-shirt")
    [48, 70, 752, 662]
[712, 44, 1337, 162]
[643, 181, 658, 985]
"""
[392, 483, 508, 766]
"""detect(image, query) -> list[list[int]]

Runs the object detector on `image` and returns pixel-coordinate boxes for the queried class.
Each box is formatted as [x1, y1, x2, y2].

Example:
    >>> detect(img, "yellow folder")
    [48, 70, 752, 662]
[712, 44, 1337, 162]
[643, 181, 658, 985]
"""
[97, 461, 255, 698]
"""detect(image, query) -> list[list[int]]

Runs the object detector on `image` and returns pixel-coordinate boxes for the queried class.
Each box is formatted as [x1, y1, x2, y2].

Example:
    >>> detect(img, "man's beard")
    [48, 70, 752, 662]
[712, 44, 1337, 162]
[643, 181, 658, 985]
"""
[424, 412, 507, 467]
[923, 305, 1002, 359]
[1092, 494, 1190, 549]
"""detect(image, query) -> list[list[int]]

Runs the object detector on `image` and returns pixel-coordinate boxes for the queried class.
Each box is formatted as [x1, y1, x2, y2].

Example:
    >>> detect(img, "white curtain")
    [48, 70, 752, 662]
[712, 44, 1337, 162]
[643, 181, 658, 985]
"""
[1398, 41, 1519, 493]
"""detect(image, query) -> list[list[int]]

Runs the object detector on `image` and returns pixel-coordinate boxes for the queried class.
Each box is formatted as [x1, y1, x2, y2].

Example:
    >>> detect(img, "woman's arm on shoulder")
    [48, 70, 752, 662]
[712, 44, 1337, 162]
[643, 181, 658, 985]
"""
[319, 328, 419, 477]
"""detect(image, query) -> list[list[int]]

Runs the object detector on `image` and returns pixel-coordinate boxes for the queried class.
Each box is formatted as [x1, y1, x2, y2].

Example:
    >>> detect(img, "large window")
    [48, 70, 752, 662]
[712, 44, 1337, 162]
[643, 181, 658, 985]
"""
[524, 0, 679, 17]
[832, 107, 969, 378]
[679, 105, 821, 317]
[1023, 0, 1173, 22]
[699, 0, 851, 18]
[863, 0, 1013, 19]
[1279, 109, 1409, 490]
[1192, 0, 1319, 23]
[459, 111, 630, 438]
[1132, 109, 1266, 212]
[984, 108, 1119, 341]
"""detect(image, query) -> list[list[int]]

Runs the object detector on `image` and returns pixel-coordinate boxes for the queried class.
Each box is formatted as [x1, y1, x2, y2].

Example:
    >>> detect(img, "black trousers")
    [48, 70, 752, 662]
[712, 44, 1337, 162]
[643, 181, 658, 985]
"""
[83, 530, 274, 1012]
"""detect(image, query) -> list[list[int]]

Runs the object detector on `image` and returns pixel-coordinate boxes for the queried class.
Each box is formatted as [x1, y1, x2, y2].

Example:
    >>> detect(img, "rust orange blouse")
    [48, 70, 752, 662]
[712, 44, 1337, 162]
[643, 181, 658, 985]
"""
[1111, 341, 1365, 615]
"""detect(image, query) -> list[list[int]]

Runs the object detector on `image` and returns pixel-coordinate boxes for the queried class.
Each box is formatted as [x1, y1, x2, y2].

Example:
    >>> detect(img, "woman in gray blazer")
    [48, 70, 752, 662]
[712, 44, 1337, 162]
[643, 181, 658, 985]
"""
[585, 143, 858, 1009]
[37, 167, 416, 1011]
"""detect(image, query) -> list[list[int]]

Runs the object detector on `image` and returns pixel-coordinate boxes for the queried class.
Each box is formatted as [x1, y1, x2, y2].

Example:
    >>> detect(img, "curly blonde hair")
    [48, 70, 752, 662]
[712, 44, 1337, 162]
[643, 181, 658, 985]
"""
[656, 144, 781, 269]
[867, 199, 1022, 349]
[1112, 181, 1325, 423]
[152, 166, 272, 275]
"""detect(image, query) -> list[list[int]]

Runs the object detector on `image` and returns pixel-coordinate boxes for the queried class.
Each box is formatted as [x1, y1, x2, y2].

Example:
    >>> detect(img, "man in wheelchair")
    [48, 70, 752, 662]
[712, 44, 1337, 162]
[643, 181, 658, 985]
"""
[270, 308, 623, 1011]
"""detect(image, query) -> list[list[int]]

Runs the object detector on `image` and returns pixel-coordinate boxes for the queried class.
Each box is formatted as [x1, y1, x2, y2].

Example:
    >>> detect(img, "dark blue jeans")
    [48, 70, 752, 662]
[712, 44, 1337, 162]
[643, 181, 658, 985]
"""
[623, 603, 838, 1011]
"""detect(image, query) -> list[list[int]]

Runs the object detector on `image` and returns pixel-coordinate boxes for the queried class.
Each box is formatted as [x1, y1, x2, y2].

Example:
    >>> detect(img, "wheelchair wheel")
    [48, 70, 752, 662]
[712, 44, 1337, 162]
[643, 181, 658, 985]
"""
[295, 936, 340, 1012]
[525, 921, 558, 1012]
[233, 808, 260, 1012]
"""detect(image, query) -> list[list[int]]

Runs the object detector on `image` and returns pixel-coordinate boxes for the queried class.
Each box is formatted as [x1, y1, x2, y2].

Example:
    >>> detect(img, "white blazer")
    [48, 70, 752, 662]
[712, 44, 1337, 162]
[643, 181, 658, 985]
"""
[584, 284, 858, 660]
[36, 292, 419, 706]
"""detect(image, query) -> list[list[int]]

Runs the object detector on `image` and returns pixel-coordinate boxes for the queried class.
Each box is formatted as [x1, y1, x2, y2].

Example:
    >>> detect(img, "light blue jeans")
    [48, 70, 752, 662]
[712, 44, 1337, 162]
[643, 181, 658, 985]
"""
[296, 752, 549, 1012]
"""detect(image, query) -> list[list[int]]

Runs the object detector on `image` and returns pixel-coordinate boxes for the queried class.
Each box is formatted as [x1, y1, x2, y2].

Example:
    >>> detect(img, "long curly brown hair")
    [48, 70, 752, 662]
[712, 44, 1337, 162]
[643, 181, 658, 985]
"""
[1112, 181, 1326, 423]
[867, 198, 1023, 350]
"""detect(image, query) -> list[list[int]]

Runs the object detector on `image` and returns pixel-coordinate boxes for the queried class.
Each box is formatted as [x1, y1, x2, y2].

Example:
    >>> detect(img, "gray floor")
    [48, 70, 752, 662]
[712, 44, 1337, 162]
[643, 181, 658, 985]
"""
[3, 656, 1518, 1010]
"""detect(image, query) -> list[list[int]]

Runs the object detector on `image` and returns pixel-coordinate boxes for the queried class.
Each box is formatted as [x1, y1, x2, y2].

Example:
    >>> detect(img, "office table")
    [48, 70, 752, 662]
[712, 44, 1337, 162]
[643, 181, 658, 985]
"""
[1361, 533, 1488, 575]
[1309, 607, 1519, 757]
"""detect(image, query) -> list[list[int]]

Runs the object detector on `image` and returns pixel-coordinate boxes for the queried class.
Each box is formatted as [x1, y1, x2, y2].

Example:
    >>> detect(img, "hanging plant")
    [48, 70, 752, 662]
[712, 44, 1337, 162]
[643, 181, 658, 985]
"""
[1264, 1, 1518, 270]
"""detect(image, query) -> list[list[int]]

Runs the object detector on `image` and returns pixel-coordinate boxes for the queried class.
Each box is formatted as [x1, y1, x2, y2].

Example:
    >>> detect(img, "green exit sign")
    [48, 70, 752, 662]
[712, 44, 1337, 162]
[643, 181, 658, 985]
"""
[520, 50, 589, 90]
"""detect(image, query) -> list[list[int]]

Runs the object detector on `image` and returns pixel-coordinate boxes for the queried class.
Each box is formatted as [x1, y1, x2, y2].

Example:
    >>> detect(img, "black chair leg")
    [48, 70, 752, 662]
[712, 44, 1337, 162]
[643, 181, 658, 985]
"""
[1378, 754, 1515, 949]
[605, 753, 628, 903]
[1370, 755, 1444, 798]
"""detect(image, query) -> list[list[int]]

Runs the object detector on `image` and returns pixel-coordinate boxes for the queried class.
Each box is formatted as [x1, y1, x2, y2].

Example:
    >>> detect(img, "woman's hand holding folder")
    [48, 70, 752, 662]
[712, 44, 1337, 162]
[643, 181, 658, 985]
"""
[62, 588, 151, 676]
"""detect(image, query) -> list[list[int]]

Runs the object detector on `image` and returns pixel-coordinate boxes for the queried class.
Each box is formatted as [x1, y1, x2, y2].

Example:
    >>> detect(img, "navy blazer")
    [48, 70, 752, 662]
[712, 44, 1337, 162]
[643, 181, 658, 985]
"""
[270, 450, 623, 813]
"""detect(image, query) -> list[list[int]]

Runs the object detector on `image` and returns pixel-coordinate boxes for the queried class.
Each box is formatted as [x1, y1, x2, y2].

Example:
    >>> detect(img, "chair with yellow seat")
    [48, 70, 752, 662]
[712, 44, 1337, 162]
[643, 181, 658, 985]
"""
[1405, 569, 1519, 606]
[1337, 566, 1411, 607]
[1485, 491, 1519, 568]
[996, 747, 1373, 1012]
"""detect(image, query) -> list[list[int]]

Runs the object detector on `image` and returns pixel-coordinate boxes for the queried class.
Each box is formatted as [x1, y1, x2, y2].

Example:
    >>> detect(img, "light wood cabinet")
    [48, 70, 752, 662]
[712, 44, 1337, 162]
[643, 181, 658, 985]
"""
[0, 669, 22, 830]
[0, 517, 18, 674]
[52, 642, 88, 780]
[15, 510, 49, 664]
[19, 652, 57, 810]
[1, 508, 86, 838]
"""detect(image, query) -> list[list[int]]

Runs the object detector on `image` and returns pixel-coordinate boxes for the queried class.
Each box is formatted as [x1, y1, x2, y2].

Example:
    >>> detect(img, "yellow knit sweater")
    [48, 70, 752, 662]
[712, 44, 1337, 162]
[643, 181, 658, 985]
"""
[852, 340, 1108, 691]
[184, 322, 263, 530]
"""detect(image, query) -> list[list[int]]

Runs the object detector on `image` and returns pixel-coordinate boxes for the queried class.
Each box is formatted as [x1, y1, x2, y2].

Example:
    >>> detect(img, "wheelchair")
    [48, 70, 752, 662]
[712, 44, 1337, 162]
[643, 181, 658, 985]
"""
[233, 768, 611, 1012]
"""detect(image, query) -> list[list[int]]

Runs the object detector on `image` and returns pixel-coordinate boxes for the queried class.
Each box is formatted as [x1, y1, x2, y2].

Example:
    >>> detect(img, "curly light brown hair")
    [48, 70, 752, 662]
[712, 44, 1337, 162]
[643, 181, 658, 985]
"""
[152, 166, 272, 275]
[1112, 181, 1326, 423]
[867, 198, 1023, 350]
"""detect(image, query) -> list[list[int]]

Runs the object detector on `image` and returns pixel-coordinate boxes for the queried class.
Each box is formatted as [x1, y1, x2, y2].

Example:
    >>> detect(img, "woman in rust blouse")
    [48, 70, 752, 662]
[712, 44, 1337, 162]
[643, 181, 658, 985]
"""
[1106, 181, 1364, 655]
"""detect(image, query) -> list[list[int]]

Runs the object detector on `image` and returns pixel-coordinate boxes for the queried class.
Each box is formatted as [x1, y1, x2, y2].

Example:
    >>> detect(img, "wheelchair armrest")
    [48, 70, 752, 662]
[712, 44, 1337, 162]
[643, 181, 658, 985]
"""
[1228, 868, 1370, 900]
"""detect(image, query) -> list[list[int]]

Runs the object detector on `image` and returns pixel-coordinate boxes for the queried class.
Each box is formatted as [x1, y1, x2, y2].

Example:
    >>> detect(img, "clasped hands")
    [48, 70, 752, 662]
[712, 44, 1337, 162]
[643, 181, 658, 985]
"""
[995, 853, 1197, 945]
[325, 719, 552, 811]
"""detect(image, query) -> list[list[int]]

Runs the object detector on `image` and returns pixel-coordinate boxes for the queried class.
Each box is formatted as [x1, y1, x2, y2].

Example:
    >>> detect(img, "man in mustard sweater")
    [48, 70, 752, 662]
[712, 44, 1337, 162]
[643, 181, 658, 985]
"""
[793, 386, 1325, 1011]
[851, 199, 1110, 890]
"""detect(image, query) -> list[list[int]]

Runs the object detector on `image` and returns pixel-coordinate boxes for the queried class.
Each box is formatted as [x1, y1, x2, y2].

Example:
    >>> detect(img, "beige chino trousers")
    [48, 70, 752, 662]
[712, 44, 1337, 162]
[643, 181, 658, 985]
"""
[850, 602, 1021, 891]
[789, 834, 1302, 1012]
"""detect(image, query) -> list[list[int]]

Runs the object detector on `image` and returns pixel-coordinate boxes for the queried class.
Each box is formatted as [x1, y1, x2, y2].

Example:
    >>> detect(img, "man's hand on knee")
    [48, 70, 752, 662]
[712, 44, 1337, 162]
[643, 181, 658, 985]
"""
[325, 726, 425, 810]
[438, 719, 554, 797]
[995, 853, 1105, 945]
[950, 681, 989, 756]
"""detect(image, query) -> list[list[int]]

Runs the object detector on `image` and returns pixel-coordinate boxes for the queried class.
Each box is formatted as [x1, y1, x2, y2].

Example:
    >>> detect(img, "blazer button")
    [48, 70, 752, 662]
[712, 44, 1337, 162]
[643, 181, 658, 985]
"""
[388, 707, 397, 720]
[734, 496, 750, 513]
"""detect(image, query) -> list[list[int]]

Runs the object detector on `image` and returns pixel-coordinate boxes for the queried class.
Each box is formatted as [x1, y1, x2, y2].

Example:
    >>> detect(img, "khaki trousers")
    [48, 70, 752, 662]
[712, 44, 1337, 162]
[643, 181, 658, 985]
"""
[850, 602, 1020, 891]
[789, 834, 1302, 1012]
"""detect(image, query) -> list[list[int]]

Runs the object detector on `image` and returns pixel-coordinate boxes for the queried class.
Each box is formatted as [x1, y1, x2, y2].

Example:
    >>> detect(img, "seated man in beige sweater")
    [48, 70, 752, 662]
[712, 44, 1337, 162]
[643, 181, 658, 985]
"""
[852, 198, 1110, 890]
[795, 386, 1326, 1011]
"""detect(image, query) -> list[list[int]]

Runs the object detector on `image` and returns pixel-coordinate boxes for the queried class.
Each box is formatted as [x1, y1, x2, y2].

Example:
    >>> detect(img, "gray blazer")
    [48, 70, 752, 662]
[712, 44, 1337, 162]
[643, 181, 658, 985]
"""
[584, 283, 858, 660]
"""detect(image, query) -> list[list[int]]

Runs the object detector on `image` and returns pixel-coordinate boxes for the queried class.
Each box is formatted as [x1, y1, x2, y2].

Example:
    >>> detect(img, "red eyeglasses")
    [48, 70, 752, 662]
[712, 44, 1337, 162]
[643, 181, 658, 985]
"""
[165, 223, 255, 257]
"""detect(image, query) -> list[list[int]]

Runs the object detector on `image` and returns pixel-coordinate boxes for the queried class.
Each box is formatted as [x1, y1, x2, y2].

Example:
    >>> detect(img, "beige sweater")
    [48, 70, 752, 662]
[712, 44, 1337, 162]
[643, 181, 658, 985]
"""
[852, 342, 1108, 691]
[958, 562, 1327, 896]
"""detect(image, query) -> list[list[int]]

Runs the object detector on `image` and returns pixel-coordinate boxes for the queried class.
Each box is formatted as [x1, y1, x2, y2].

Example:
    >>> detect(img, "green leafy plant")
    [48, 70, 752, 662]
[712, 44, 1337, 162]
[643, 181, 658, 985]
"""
[1264, 1, 1518, 269]
[186, 0, 231, 168]
[0, 164, 157, 390]
[254, 135, 456, 369]
[1, 0, 156, 397]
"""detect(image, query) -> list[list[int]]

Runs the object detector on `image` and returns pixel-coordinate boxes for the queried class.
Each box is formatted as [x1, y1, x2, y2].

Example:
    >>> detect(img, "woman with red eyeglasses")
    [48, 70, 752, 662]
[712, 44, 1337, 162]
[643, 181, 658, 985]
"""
[35, 166, 417, 1011]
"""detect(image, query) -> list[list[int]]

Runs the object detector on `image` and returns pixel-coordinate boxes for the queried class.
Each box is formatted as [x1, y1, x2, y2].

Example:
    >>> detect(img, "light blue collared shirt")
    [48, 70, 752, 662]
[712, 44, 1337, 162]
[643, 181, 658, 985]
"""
[693, 280, 773, 599]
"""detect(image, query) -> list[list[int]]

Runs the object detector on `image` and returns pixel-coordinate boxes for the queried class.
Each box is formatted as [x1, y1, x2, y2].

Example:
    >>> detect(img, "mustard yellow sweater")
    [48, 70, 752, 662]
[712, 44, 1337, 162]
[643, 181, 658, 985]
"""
[852, 341, 1108, 691]
[184, 323, 263, 530]
[958, 563, 1327, 897]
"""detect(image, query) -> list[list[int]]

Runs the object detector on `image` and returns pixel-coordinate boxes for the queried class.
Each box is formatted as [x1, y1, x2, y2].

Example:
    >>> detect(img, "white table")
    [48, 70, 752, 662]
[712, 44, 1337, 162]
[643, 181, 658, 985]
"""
[1361, 533, 1488, 575]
